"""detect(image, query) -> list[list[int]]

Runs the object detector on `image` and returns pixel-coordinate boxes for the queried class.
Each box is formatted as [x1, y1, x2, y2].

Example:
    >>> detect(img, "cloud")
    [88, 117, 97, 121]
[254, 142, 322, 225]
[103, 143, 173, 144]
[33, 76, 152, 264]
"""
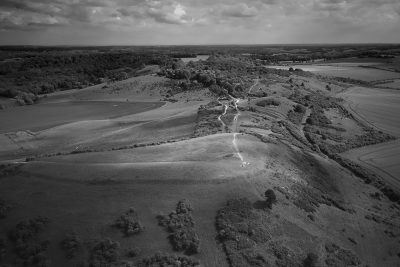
[220, 3, 258, 18]
[0, 0, 399, 44]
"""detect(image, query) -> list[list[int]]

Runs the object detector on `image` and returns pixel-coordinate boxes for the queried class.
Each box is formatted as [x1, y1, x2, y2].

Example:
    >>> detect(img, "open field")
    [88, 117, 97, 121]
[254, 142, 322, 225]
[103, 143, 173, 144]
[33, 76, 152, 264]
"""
[340, 86, 400, 193]
[339, 87, 400, 137]
[0, 101, 162, 133]
[267, 63, 400, 82]
[342, 140, 400, 191]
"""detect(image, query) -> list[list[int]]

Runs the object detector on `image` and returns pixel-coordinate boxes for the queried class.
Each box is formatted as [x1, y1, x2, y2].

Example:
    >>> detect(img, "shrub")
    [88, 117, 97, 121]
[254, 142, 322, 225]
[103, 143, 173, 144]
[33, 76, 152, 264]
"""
[264, 189, 277, 209]
[256, 98, 280, 107]
[8, 217, 51, 267]
[61, 233, 82, 258]
[294, 104, 306, 113]
[157, 200, 200, 254]
[126, 247, 141, 258]
[0, 88, 19, 98]
[89, 239, 120, 267]
[303, 252, 318, 267]
[114, 208, 144, 237]
[0, 199, 11, 219]
[136, 252, 200, 267]
[324, 242, 361, 266]
[0, 238, 5, 261]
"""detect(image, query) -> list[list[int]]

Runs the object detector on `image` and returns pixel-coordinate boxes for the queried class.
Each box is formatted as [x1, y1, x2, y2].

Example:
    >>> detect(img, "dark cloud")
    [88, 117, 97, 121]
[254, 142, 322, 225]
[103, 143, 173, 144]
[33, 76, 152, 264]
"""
[220, 3, 258, 18]
[0, 0, 398, 43]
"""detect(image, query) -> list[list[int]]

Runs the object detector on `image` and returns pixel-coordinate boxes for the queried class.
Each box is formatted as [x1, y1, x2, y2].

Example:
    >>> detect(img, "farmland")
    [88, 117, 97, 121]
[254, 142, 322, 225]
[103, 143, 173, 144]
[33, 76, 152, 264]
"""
[266, 63, 400, 82]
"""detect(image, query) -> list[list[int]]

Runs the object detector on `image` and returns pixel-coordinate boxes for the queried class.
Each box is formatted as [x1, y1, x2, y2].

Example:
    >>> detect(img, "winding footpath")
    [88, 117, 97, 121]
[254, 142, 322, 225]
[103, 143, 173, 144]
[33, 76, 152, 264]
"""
[217, 101, 228, 131]
[218, 81, 260, 167]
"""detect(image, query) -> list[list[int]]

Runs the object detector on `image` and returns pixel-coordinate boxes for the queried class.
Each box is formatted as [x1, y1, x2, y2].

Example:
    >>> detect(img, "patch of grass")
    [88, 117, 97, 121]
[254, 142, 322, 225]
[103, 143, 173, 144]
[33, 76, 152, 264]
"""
[157, 200, 200, 255]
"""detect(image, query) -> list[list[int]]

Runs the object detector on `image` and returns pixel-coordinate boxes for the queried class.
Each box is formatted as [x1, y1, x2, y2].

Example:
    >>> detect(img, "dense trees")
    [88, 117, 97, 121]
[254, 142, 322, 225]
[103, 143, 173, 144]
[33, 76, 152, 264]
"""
[0, 50, 172, 97]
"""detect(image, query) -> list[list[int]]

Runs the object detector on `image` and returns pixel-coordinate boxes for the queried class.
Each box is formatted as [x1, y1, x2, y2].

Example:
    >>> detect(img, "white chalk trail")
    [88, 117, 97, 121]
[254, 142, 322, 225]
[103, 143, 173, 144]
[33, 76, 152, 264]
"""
[217, 102, 228, 130]
[233, 133, 249, 167]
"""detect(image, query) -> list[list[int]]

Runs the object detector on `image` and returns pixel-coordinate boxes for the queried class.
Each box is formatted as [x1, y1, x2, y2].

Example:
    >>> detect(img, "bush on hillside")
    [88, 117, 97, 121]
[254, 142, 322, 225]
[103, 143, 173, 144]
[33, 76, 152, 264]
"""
[136, 252, 200, 267]
[89, 239, 120, 267]
[256, 98, 280, 107]
[303, 252, 319, 267]
[114, 208, 144, 237]
[157, 200, 200, 255]
[294, 104, 306, 113]
[264, 189, 277, 209]
[61, 232, 82, 259]
[8, 216, 51, 267]
[0, 238, 6, 261]
[0, 199, 11, 219]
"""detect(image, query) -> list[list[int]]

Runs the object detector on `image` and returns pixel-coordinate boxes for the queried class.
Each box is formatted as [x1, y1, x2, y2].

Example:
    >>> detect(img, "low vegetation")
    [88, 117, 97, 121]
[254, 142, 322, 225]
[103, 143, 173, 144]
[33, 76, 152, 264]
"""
[8, 216, 51, 267]
[193, 103, 223, 137]
[114, 208, 144, 237]
[89, 238, 120, 267]
[256, 98, 280, 107]
[0, 198, 11, 219]
[136, 252, 200, 267]
[324, 242, 361, 266]
[216, 198, 271, 267]
[264, 189, 277, 209]
[157, 200, 200, 255]
[0, 238, 6, 262]
[60, 232, 82, 259]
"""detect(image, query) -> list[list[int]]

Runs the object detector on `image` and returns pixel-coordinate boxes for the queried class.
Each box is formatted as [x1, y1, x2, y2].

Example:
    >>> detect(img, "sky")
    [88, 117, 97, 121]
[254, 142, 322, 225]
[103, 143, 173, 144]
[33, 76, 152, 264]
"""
[0, 0, 399, 45]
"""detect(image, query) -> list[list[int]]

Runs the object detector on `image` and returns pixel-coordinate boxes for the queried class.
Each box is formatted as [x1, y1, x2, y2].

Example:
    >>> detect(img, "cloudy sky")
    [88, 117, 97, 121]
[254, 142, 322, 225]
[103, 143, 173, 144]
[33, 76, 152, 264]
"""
[0, 0, 399, 45]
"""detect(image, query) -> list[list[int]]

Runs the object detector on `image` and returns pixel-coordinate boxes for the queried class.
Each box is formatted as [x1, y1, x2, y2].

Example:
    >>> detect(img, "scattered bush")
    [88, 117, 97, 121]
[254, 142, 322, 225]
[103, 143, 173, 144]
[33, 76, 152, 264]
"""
[256, 98, 280, 107]
[157, 200, 200, 255]
[324, 242, 361, 266]
[126, 247, 141, 258]
[89, 239, 120, 267]
[0, 88, 19, 98]
[114, 208, 144, 237]
[0, 238, 6, 261]
[264, 189, 277, 209]
[0, 199, 11, 219]
[8, 216, 51, 267]
[61, 232, 82, 259]
[216, 198, 272, 267]
[294, 104, 306, 113]
[303, 252, 318, 267]
[136, 252, 200, 267]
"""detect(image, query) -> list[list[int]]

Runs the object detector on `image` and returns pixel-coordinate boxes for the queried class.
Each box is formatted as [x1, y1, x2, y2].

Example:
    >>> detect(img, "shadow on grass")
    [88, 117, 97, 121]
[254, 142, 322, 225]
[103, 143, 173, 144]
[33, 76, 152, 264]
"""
[253, 200, 268, 210]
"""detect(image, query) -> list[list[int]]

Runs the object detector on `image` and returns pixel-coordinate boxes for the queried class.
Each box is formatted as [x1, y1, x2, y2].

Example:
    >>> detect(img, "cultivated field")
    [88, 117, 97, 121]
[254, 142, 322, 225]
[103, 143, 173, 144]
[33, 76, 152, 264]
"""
[267, 63, 400, 82]
[339, 87, 400, 137]
[340, 86, 400, 192]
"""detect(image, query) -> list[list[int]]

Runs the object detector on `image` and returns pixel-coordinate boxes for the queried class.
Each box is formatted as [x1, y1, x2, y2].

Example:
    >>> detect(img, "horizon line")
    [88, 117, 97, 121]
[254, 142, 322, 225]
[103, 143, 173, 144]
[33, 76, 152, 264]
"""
[1, 42, 400, 47]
